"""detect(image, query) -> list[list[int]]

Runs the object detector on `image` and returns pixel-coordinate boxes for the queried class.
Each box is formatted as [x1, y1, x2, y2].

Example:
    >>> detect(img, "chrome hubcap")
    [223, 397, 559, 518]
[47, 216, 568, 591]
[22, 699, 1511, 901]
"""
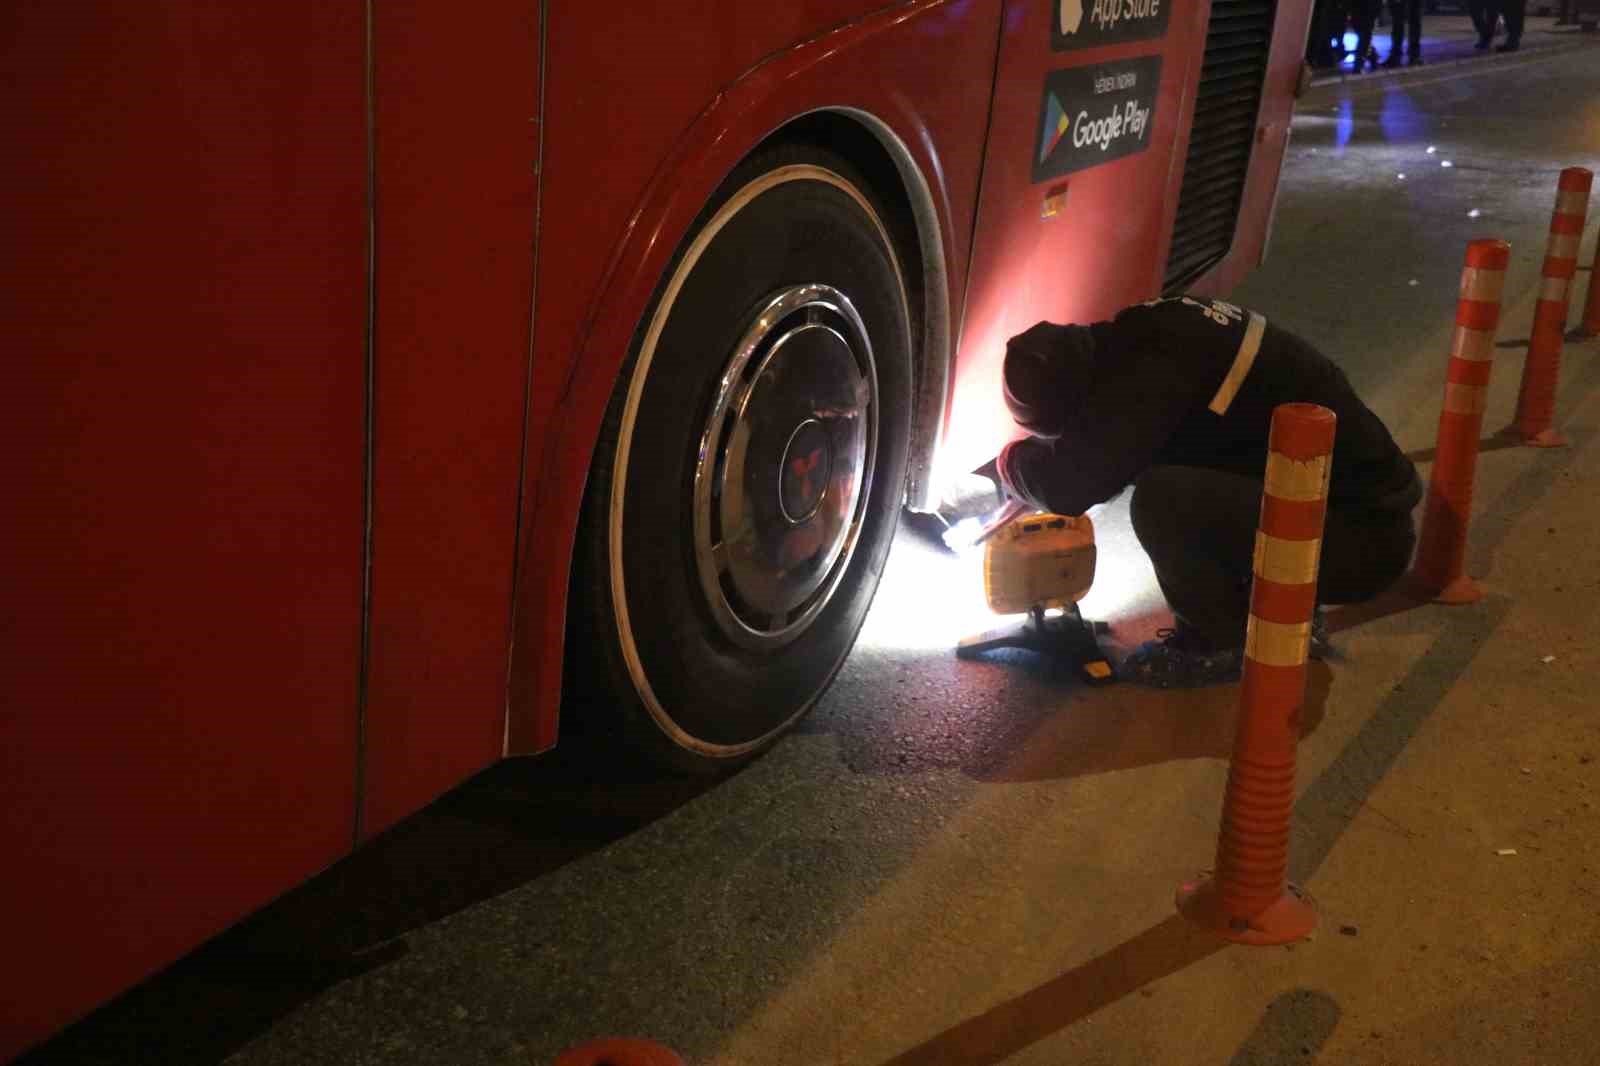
[693, 284, 878, 650]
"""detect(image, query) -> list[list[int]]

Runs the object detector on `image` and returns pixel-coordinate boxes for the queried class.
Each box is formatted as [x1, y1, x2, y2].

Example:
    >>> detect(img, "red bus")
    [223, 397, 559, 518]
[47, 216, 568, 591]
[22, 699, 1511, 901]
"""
[3, 0, 1310, 1055]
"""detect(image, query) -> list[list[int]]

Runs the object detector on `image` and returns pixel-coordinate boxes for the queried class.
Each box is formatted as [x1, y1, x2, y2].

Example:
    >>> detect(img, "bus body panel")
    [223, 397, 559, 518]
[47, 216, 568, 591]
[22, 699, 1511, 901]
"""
[942, 0, 1214, 477]
[941, 0, 1313, 477]
[1, 4, 369, 1056]
[358, 1, 540, 840]
[1187, 0, 1316, 300]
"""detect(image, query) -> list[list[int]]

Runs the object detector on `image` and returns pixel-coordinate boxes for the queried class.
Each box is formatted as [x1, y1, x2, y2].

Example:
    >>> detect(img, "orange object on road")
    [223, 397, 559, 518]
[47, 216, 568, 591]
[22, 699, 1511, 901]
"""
[1411, 239, 1512, 604]
[555, 1038, 686, 1066]
[1177, 403, 1334, 945]
[1511, 167, 1592, 446]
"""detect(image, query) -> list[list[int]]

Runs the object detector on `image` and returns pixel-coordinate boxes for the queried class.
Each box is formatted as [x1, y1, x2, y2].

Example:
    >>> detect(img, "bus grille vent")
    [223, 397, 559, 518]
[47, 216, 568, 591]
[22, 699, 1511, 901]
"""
[1163, 0, 1277, 293]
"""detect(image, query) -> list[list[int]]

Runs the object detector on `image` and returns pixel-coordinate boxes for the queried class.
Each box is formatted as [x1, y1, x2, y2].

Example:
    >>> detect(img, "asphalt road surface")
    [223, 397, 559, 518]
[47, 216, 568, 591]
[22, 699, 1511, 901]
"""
[25, 36, 1600, 1066]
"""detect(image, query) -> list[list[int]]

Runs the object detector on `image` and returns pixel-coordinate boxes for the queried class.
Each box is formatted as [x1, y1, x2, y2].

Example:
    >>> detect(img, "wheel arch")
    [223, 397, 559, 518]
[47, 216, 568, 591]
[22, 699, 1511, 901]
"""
[507, 16, 964, 755]
[766, 109, 953, 515]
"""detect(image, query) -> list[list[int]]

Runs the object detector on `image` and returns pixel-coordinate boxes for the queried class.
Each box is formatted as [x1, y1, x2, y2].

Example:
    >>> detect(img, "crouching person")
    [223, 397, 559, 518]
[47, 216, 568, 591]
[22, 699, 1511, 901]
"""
[985, 296, 1420, 687]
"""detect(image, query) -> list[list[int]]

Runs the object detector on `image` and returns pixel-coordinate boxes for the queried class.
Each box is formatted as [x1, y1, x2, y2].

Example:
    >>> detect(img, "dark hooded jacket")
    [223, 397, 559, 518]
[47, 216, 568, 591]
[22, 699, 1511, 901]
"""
[995, 297, 1422, 517]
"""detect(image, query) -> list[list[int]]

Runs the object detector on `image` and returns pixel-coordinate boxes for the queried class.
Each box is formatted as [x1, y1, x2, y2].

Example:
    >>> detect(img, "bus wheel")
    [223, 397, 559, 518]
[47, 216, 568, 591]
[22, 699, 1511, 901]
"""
[570, 146, 913, 773]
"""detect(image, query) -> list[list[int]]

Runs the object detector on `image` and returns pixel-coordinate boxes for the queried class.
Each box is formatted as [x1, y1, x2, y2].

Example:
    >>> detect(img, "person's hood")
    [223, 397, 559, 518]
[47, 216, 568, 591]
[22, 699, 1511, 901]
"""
[1001, 321, 1098, 439]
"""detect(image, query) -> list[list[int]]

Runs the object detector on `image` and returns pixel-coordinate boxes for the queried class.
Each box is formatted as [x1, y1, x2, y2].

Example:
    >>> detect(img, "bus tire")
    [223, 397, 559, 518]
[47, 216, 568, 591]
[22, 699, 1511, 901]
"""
[568, 145, 913, 774]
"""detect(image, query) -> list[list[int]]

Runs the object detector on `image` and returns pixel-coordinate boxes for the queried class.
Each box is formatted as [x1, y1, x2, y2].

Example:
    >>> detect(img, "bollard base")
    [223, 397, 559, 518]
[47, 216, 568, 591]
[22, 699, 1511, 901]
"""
[556, 1038, 685, 1066]
[1176, 874, 1317, 946]
[1411, 572, 1485, 605]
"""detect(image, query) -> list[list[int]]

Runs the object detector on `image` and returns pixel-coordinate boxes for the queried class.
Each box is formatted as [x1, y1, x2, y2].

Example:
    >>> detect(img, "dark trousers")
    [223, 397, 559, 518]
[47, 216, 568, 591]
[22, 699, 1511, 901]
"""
[1348, 0, 1380, 65]
[1486, 0, 1525, 41]
[1387, 0, 1423, 56]
[1468, 0, 1490, 38]
[1309, 0, 1341, 63]
[1313, 0, 1350, 64]
[1130, 466, 1416, 650]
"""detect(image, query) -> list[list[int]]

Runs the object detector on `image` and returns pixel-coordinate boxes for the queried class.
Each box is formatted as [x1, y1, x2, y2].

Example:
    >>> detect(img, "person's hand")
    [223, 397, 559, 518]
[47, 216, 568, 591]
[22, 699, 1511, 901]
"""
[987, 439, 1052, 511]
[971, 456, 1003, 492]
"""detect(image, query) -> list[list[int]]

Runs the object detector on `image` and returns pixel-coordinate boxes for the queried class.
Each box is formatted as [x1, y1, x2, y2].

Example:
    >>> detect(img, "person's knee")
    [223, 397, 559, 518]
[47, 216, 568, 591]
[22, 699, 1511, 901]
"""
[1321, 513, 1417, 605]
[1129, 467, 1186, 550]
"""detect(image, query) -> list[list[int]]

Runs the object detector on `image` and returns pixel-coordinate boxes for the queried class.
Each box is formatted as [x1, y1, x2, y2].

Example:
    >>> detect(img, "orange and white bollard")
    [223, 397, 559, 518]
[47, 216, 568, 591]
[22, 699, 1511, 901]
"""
[555, 1038, 686, 1066]
[1580, 228, 1600, 339]
[1410, 239, 1512, 605]
[1176, 403, 1333, 946]
[1510, 167, 1592, 447]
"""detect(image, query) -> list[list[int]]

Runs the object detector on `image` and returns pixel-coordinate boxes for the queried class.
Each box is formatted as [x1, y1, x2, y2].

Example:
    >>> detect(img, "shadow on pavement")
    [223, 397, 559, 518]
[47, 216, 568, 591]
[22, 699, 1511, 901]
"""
[874, 591, 1503, 1066]
[878, 935, 1341, 1066]
[870, 420, 1563, 1064]
[1464, 422, 1596, 582]
[880, 914, 1226, 1066]
[1295, 593, 1512, 878]
[1227, 989, 1343, 1065]
[813, 642, 1332, 785]
[1324, 583, 1429, 633]
[18, 739, 722, 1066]
[967, 662, 1334, 785]
[1404, 431, 1525, 465]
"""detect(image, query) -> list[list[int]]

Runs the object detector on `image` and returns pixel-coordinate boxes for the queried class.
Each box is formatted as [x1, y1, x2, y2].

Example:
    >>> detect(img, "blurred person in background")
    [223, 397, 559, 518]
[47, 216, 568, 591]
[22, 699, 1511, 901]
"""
[1481, 0, 1521, 48]
[1383, 0, 1423, 64]
[1309, 0, 1348, 66]
[1348, 0, 1382, 71]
